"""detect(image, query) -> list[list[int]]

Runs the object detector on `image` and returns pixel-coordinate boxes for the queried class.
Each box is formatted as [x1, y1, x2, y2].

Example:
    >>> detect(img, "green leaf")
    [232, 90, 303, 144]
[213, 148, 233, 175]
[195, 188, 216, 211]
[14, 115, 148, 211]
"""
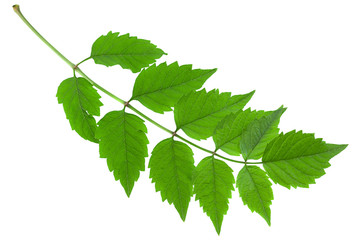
[131, 62, 217, 113]
[193, 156, 235, 235]
[174, 89, 255, 140]
[262, 130, 348, 189]
[213, 109, 270, 156]
[240, 106, 286, 160]
[96, 110, 149, 197]
[56, 77, 103, 143]
[236, 165, 273, 226]
[149, 138, 195, 221]
[90, 31, 165, 73]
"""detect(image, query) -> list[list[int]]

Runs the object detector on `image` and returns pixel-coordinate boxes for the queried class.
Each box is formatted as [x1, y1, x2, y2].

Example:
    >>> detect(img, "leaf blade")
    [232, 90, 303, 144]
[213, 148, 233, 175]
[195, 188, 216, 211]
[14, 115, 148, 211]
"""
[240, 106, 286, 160]
[56, 77, 103, 143]
[132, 62, 216, 113]
[213, 108, 271, 156]
[262, 130, 347, 189]
[96, 110, 149, 196]
[90, 31, 165, 73]
[193, 156, 235, 235]
[149, 138, 195, 221]
[236, 165, 273, 225]
[175, 89, 255, 140]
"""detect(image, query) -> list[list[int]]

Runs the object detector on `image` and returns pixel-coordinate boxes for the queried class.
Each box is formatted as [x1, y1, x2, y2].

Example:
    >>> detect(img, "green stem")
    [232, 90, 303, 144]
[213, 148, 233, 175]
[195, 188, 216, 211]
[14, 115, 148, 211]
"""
[175, 135, 215, 156]
[13, 5, 75, 69]
[13, 4, 261, 165]
[76, 57, 92, 67]
[126, 104, 173, 135]
[175, 135, 246, 164]
[214, 153, 247, 164]
[75, 68, 126, 104]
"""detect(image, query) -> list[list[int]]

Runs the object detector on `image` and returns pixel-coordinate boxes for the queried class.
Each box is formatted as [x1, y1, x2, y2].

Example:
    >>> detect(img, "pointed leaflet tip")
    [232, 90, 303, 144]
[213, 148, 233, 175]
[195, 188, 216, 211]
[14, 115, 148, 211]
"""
[277, 105, 286, 112]
[215, 222, 222, 235]
[124, 186, 132, 198]
[179, 208, 187, 222]
[266, 217, 271, 226]
[123, 178, 134, 198]
[245, 90, 256, 101]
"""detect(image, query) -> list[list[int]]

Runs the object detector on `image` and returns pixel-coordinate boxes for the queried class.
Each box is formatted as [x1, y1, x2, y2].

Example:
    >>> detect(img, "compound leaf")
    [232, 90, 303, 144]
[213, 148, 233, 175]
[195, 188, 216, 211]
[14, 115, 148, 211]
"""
[263, 130, 347, 189]
[174, 89, 255, 140]
[131, 62, 216, 113]
[56, 77, 103, 143]
[90, 31, 165, 73]
[96, 110, 149, 197]
[236, 165, 273, 226]
[193, 156, 234, 235]
[240, 106, 286, 160]
[213, 109, 270, 156]
[149, 138, 195, 221]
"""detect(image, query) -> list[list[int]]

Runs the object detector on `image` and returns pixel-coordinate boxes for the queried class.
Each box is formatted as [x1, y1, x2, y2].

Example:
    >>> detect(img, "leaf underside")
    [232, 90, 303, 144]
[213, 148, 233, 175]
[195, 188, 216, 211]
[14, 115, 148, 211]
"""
[149, 138, 195, 221]
[237, 165, 273, 226]
[213, 108, 271, 156]
[90, 31, 165, 73]
[131, 62, 217, 113]
[240, 106, 286, 160]
[174, 89, 255, 140]
[262, 130, 347, 189]
[56, 77, 103, 143]
[96, 110, 149, 197]
[193, 156, 235, 235]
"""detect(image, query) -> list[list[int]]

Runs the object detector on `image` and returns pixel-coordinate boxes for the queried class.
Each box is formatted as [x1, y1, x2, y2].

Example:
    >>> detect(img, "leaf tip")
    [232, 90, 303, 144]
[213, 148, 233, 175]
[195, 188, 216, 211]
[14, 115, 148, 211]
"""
[179, 212, 187, 222]
[279, 105, 287, 111]
[125, 188, 132, 198]
[266, 219, 271, 226]
[174, 202, 189, 222]
[248, 90, 256, 97]
[215, 225, 222, 235]
[211, 215, 223, 235]
[340, 144, 349, 150]
[263, 211, 272, 226]
[123, 183, 134, 198]
[334, 143, 348, 155]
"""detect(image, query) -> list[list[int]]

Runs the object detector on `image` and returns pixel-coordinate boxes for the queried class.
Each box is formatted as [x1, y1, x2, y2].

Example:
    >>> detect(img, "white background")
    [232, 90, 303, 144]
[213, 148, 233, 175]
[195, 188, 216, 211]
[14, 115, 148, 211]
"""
[1, 0, 359, 239]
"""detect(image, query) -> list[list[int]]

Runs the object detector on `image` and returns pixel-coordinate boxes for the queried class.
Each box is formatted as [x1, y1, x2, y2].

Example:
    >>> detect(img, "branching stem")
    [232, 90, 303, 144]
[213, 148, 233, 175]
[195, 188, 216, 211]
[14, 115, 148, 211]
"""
[13, 4, 262, 165]
[77, 57, 92, 66]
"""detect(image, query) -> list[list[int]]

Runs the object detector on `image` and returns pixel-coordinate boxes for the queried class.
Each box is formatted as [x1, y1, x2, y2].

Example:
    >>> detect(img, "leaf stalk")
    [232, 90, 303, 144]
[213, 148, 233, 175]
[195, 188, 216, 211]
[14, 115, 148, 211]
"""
[13, 5, 75, 69]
